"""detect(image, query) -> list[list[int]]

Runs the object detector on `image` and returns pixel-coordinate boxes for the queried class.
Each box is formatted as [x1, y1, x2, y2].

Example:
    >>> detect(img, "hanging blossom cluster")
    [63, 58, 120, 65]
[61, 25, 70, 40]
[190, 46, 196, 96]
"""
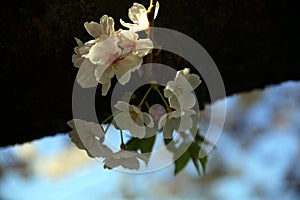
[72, 2, 158, 96]
[69, 1, 206, 174]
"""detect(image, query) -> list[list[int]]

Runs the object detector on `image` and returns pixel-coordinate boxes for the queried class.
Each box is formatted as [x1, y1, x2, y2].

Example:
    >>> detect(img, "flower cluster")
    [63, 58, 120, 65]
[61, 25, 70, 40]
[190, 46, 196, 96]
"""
[69, 1, 206, 174]
[68, 119, 148, 170]
[159, 68, 201, 138]
[72, 2, 159, 95]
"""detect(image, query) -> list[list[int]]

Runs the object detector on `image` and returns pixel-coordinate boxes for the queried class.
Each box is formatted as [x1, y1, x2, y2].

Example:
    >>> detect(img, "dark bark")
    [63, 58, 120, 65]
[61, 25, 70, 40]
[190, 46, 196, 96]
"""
[2, 0, 299, 146]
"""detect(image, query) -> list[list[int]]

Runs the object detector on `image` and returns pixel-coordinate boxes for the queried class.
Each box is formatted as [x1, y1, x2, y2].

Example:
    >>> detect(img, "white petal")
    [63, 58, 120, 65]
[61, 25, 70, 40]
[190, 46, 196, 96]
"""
[158, 113, 168, 130]
[163, 86, 174, 98]
[115, 65, 132, 85]
[120, 19, 136, 29]
[69, 130, 85, 150]
[99, 15, 115, 36]
[169, 92, 196, 110]
[104, 157, 120, 168]
[112, 150, 134, 159]
[76, 59, 98, 88]
[129, 125, 146, 138]
[169, 110, 182, 118]
[154, 1, 160, 19]
[114, 112, 131, 130]
[142, 112, 154, 127]
[178, 92, 196, 109]
[134, 38, 153, 57]
[136, 153, 149, 163]
[114, 101, 130, 112]
[101, 80, 111, 96]
[128, 104, 139, 114]
[118, 30, 139, 54]
[128, 3, 147, 24]
[169, 95, 180, 110]
[68, 119, 111, 158]
[95, 64, 115, 84]
[88, 38, 121, 65]
[87, 121, 105, 138]
[119, 30, 138, 44]
[175, 74, 193, 92]
[187, 74, 202, 89]
[67, 119, 75, 129]
[115, 54, 142, 84]
[74, 37, 83, 46]
[85, 139, 113, 158]
[84, 21, 102, 38]
[177, 115, 193, 132]
[72, 54, 84, 68]
[114, 112, 146, 138]
[163, 118, 177, 139]
[182, 68, 190, 75]
[122, 157, 140, 170]
[78, 45, 91, 56]
[184, 109, 196, 116]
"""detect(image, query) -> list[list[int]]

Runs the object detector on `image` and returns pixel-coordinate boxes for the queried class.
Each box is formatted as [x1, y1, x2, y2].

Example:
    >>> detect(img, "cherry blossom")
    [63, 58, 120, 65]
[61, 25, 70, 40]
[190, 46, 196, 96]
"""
[164, 68, 201, 110]
[113, 101, 154, 138]
[158, 109, 196, 139]
[120, 1, 160, 32]
[74, 14, 153, 95]
[118, 30, 153, 57]
[67, 119, 112, 158]
[104, 150, 148, 170]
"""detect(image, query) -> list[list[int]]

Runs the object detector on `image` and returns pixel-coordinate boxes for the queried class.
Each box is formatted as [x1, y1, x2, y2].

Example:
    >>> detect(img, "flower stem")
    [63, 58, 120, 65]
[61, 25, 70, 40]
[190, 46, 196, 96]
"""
[139, 86, 153, 108]
[154, 86, 170, 111]
[102, 115, 113, 124]
[104, 123, 111, 134]
[120, 130, 124, 144]
[120, 130, 126, 150]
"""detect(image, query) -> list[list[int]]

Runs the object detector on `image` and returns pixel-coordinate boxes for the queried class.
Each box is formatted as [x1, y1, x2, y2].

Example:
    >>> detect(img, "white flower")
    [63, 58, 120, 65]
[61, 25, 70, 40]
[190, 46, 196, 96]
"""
[159, 68, 201, 138]
[104, 150, 148, 170]
[84, 15, 115, 38]
[74, 13, 154, 95]
[76, 58, 98, 88]
[73, 15, 115, 68]
[158, 109, 196, 139]
[77, 35, 144, 95]
[118, 30, 153, 57]
[120, 2, 160, 32]
[113, 101, 154, 138]
[93, 52, 143, 96]
[72, 38, 85, 68]
[67, 119, 113, 158]
[164, 68, 201, 110]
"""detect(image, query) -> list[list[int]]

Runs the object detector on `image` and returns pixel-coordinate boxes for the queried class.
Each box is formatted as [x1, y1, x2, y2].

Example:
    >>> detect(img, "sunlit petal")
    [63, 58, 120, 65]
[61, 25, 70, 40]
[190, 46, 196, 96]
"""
[76, 59, 98, 88]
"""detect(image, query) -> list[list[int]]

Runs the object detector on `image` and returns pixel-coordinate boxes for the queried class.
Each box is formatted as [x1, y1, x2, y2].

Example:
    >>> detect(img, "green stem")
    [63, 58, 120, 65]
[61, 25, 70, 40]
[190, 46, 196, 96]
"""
[154, 87, 170, 109]
[139, 86, 153, 108]
[102, 115, 113, 124]
[104, 123, 111, 134]
[120, 130, 126, 150]
[145, 101, 150, 110]
[120, 130, 124, 145]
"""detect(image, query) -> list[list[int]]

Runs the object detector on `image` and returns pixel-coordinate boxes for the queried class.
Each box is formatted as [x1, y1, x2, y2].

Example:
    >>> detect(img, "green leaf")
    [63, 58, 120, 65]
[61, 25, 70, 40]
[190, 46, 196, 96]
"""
[125, 128, 157, 162]
[126, 138, 140, 151]
[174, 149, 190, 175]
[199, 149, 208, 174]
[188, 142, 201, 175]
[140, 135, 156, 154]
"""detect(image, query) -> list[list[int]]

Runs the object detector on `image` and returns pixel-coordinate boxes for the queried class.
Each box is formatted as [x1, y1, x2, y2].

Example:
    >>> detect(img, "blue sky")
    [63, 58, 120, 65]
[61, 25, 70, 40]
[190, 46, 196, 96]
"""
[1, 81, 299, 200]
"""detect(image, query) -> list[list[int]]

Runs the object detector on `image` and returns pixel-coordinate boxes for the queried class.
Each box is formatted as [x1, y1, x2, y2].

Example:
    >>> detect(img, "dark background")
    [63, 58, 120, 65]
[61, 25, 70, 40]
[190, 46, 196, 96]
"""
[2, 0, 300, 146]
